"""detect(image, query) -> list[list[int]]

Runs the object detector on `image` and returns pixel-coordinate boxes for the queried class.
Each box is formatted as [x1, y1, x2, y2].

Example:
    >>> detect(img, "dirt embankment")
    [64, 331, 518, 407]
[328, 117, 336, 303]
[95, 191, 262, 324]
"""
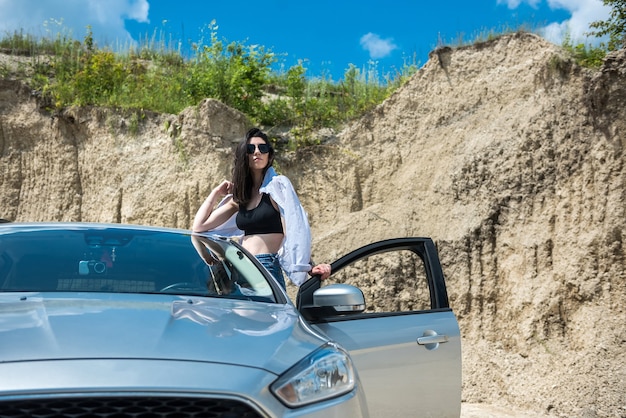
[1, 32, 625, 417]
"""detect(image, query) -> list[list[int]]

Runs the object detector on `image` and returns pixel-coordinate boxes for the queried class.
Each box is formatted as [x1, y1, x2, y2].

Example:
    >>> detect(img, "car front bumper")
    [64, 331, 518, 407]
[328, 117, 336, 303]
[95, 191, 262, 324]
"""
[0, 358, 369, 418]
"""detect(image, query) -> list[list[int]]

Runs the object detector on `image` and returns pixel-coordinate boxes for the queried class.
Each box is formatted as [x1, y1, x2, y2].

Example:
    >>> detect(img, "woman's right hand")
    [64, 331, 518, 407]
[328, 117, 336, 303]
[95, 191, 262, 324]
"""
[214, 180, 233, 197]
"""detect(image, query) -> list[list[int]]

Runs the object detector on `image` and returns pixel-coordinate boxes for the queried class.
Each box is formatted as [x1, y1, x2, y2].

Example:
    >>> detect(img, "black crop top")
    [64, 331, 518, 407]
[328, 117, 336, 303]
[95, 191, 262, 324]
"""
[236, 193, 284, 236]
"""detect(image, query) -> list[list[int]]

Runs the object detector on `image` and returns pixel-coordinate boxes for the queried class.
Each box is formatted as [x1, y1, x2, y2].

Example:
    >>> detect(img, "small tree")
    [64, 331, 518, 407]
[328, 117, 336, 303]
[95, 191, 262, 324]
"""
[588, 0, 626, 51]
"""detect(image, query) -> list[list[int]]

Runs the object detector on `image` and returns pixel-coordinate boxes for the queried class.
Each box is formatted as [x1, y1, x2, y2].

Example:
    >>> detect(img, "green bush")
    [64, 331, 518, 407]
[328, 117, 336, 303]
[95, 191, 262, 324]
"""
[184, 21, 273, 119]
[562, 32, 606, 68]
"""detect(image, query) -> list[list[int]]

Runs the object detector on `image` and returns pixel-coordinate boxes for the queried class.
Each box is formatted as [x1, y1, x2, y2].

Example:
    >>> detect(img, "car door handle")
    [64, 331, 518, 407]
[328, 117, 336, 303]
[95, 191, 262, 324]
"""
[417, 334, 448, 344]
[417, 331, 449, 350]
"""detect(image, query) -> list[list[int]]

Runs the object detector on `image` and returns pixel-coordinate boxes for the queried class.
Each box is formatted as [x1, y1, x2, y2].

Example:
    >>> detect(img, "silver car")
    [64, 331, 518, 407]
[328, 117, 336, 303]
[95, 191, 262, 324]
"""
[0, 222, 461, 417]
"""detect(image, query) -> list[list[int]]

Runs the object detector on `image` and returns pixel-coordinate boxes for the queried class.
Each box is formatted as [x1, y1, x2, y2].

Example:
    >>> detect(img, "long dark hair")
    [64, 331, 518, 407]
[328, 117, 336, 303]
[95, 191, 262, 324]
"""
[231, 128, 274, 205]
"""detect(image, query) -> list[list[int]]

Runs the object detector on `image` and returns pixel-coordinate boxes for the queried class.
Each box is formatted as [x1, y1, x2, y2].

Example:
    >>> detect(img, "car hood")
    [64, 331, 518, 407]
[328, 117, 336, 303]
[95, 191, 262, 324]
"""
[0, 293, 327, 375]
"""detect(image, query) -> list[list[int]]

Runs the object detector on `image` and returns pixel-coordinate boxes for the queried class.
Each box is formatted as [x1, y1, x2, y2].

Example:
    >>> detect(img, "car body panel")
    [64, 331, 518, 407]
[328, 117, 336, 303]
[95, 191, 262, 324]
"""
[314, 311, 461, 417]
[0, 293, 325, 374]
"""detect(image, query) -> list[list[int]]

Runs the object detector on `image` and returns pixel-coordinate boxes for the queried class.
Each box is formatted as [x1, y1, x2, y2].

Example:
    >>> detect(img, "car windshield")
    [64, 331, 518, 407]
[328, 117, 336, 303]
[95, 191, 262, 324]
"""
[0, 224, 277, 303]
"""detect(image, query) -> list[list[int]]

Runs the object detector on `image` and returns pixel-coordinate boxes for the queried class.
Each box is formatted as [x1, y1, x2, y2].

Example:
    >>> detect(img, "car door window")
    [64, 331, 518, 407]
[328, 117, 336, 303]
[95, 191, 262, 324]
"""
[326, 250, 430, 313]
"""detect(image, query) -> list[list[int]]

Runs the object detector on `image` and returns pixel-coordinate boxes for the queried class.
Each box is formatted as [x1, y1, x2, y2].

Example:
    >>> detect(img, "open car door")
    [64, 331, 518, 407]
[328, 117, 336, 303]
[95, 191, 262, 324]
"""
[297, 238, 461, 418]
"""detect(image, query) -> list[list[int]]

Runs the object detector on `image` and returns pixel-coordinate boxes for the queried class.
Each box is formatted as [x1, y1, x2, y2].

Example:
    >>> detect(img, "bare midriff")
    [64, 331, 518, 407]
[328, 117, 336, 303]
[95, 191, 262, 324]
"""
[241, 233, 284, 255]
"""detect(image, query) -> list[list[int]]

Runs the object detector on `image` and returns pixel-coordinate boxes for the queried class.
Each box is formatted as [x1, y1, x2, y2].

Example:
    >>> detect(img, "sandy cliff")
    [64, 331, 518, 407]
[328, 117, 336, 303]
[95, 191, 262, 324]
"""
[1, 32, 625, 417]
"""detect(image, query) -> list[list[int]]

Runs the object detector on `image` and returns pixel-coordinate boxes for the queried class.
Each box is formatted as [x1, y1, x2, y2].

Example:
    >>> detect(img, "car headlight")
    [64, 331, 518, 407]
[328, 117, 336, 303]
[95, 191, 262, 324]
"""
[271, 343, 356, 408]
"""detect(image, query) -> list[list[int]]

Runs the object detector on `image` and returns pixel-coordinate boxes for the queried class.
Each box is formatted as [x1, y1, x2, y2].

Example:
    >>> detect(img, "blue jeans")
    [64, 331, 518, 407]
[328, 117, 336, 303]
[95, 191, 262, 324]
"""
[255, 253, 285, 289]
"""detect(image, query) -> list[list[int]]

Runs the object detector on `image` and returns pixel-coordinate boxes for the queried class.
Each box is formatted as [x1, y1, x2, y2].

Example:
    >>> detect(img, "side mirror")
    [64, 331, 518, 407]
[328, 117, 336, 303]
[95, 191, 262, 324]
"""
[313, 284, 366, 312]
[300, 284, 366, 321]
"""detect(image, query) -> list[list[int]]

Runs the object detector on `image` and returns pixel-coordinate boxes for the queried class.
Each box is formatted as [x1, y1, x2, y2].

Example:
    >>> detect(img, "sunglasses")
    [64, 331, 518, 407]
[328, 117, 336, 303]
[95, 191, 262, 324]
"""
[246, 143, 271, 154]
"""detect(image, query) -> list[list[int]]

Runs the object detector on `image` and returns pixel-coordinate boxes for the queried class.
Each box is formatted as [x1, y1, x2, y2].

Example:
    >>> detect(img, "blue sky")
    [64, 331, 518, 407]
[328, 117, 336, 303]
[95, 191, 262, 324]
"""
[0, 0, 611, 80]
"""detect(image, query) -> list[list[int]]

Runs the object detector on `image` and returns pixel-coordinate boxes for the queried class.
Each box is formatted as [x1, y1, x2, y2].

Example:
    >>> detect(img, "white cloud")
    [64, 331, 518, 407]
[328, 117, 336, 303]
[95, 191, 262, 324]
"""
[0, 0, 149, 47]
[497, 0, 611, 45]
[543, 0, 611, 44]
[360, 32, 398, 59]
[497, 0, 542, 7]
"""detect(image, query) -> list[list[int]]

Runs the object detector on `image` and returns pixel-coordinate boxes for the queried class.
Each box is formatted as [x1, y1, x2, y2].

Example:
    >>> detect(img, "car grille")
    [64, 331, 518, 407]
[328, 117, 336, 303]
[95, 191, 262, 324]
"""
[1, 396, 263, 418]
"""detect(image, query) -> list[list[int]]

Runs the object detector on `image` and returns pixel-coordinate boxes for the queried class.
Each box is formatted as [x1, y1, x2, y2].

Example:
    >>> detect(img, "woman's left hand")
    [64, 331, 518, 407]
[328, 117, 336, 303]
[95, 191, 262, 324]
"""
[311, 263, 331, 280]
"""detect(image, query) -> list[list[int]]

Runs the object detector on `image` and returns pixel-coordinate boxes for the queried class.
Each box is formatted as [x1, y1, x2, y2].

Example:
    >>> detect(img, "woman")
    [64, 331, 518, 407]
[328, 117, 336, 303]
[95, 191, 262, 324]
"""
[192, 128, 331, 289]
